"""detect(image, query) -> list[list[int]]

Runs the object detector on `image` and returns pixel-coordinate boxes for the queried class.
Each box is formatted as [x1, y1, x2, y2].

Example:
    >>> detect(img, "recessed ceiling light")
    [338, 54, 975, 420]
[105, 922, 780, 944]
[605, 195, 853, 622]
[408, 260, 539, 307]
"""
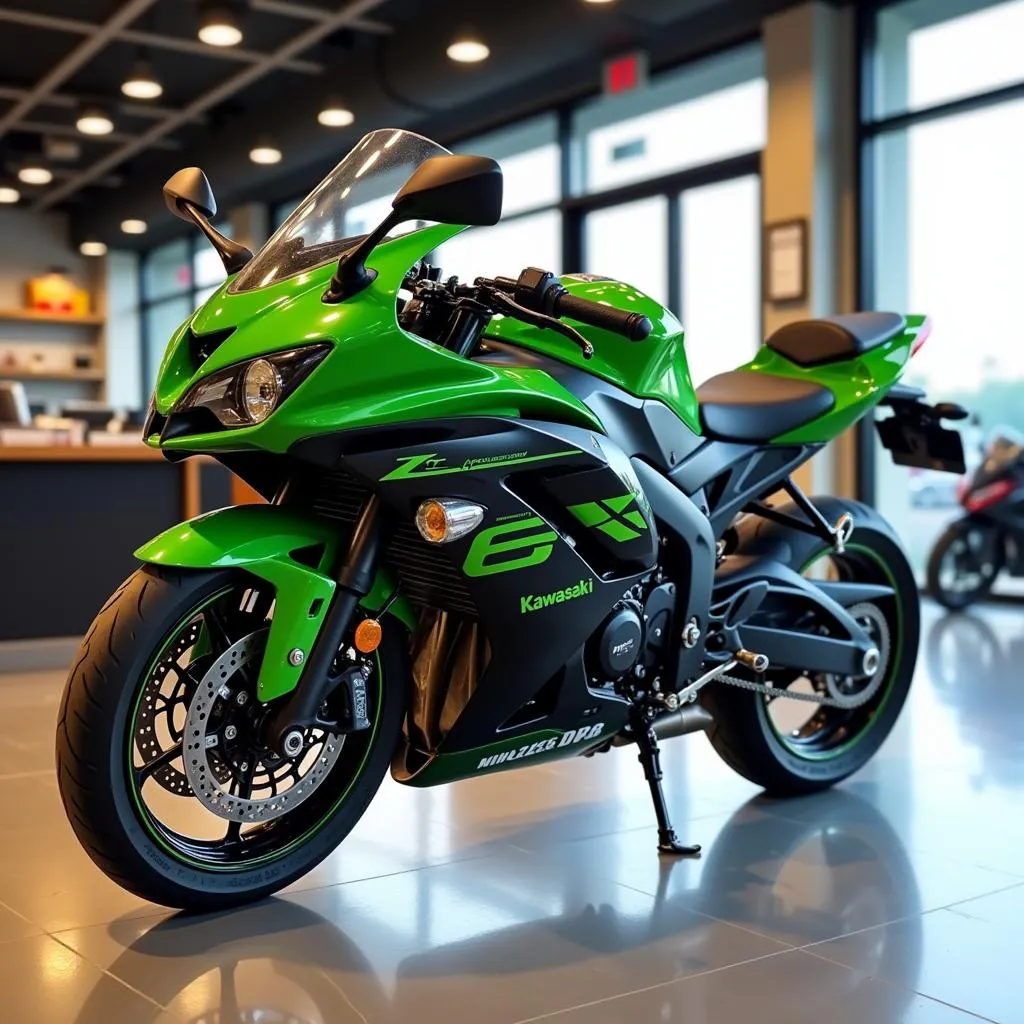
[318, 103, 355, 128]
[79, 241, 108, 256]
[18, 165, 52, 186]
[198, 1, 244, 47]
[447, 36, 490, 63]
[122, 59, 163, 100]
[0, 186, 20, 203]
[76, 106, 115, 136]
[249, 141, 282, 165]
[121, 219, 147, 235]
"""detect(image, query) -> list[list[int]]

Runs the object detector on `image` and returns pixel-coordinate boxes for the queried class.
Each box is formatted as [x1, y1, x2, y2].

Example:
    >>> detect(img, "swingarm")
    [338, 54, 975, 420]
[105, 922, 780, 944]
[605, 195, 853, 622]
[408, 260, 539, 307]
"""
[709, 558, 888, 678]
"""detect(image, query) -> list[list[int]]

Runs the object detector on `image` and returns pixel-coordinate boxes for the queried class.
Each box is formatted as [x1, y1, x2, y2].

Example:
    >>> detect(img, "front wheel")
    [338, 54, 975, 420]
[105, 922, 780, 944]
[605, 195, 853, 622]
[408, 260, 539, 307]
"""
[703, 499, 920, 796]
[926, 518, 1003, 610]
[55, 565, 407, 911]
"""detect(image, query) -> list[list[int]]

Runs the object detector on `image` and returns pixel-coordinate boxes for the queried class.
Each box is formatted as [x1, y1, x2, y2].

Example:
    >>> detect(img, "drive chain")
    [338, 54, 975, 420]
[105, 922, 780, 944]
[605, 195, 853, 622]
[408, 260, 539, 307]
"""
[716, 672, 877, 709]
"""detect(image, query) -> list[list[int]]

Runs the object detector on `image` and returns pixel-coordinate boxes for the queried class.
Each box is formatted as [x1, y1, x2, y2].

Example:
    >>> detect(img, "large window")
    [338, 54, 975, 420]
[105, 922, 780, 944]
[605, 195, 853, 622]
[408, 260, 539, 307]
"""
[140, 230, 228, 389]
[863, 0, 1024, 580]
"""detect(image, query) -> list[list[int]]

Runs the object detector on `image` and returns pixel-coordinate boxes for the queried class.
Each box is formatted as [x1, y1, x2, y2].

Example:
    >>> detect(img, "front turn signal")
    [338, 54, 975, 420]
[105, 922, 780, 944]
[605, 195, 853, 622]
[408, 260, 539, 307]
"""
[354, 618, 383, 653]
[415, 499, 485, 544]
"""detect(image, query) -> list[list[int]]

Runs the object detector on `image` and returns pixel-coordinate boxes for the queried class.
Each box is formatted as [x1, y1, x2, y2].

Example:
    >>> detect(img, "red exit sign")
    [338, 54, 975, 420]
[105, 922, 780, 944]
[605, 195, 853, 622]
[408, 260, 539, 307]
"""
[603, 51, 649, 95]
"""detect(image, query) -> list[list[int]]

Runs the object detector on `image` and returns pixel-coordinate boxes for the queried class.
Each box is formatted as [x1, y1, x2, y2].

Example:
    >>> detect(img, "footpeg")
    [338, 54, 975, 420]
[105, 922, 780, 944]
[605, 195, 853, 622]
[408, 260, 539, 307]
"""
[734, 648, 769, 674]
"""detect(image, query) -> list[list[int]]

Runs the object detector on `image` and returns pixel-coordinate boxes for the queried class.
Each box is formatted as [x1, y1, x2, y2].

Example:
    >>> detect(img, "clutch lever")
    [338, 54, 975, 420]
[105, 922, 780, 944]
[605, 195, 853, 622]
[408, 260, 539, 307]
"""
[479, 283, 594, 359]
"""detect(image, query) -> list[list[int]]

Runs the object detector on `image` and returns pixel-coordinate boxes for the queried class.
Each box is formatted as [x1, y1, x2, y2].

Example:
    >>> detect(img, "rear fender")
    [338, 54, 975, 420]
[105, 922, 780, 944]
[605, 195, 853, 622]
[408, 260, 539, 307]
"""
[135, 504, 415, 701]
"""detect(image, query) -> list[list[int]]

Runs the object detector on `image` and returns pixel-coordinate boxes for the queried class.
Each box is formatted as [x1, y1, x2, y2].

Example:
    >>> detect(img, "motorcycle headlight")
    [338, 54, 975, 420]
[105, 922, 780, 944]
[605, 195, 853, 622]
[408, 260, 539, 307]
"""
[175, 344, 330, 427]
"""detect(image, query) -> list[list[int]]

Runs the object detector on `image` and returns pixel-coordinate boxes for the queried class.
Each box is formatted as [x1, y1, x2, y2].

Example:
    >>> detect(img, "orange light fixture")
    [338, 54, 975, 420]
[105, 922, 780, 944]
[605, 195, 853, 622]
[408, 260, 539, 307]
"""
[354, 618, 383, 653]
[415, 498, 485, 545]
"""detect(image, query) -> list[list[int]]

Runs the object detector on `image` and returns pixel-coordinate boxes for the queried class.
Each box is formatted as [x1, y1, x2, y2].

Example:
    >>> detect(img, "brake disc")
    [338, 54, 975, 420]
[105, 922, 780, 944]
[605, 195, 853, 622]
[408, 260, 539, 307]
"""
[136, 621, 231, 796]
[183, 631, 345, 823]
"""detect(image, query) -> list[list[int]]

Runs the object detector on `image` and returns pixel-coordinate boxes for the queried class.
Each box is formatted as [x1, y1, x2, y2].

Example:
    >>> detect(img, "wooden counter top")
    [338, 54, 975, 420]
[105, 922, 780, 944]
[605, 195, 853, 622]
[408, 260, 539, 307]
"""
[0, 445, 165, 462]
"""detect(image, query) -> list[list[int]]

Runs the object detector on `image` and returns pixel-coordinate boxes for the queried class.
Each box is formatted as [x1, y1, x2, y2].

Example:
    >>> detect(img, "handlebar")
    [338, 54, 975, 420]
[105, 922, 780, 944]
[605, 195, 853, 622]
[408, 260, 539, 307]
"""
[491, 268, 653, 342]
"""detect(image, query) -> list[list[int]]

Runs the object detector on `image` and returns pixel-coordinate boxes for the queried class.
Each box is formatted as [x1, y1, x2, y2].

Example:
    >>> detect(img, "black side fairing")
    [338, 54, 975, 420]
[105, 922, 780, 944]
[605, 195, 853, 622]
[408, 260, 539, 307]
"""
[292, 417, 655, 754]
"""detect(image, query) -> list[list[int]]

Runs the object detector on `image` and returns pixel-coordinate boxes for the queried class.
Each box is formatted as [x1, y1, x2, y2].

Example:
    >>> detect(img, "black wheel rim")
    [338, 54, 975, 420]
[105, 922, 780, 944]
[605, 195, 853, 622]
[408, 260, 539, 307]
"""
[127, 582, 381, 871]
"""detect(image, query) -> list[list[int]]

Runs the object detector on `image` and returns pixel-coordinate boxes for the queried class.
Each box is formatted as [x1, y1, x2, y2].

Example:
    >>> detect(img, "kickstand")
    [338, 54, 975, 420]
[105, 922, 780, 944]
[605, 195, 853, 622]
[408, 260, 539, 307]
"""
[633, 714, 701, 858]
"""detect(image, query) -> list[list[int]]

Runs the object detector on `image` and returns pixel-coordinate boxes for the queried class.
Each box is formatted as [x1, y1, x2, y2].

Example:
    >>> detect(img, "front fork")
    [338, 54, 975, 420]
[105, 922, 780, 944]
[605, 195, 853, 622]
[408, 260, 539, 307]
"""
[269, 495, 384, 753]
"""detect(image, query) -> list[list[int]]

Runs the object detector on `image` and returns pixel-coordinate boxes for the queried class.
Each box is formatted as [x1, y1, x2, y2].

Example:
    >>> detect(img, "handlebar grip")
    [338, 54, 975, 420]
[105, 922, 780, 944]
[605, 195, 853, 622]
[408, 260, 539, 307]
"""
[552, 291, 653, 342]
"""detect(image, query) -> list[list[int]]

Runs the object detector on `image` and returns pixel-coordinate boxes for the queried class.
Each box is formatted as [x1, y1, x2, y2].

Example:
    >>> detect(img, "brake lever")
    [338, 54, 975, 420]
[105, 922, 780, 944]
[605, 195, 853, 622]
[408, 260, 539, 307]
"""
[479, 284, 594, 359]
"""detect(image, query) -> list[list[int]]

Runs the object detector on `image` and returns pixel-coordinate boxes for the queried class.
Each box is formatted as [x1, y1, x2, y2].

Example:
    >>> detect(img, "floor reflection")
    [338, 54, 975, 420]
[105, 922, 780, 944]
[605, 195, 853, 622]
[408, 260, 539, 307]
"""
[3, 602, 1024, 1021]
[73, 791, 925, 1024]
[925, 610, 1024, 788]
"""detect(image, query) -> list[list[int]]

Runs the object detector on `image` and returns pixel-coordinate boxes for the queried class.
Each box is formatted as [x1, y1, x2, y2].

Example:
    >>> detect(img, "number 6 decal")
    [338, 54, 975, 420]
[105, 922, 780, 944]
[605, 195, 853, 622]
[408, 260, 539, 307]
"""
[462, 517, 558, 577]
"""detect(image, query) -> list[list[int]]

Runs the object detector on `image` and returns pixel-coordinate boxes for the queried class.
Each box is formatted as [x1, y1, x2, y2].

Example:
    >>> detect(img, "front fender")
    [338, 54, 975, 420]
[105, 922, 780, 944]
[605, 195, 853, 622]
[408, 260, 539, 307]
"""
[135, 504, 415, 701]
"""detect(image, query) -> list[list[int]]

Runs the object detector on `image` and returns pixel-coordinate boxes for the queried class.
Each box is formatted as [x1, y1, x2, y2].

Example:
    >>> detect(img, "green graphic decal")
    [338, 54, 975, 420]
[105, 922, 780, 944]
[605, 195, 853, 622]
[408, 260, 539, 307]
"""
[521, 578, 593, 614]
[381, 448, 578, 481]
[568, 495, 649, 542]
[463, 516, 558, 577]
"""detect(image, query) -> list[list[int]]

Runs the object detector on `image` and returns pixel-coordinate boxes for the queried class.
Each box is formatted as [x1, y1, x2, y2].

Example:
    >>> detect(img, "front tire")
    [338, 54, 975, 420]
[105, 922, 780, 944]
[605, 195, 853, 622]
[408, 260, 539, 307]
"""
[703, 499, 919, 796]
[56, 565, 407, 911]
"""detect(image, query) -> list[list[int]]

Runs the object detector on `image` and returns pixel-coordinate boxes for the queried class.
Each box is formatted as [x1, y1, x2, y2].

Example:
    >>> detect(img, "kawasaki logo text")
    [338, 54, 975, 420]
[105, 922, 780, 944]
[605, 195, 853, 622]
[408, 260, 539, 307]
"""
[520, 578, 593, 614]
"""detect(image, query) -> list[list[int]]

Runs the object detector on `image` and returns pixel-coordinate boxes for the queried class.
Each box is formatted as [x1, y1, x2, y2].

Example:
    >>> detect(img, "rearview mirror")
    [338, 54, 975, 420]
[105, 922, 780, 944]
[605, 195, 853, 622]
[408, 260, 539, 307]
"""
[161, 167, 252, 275]
[391, 155, 503, 227]
[323, 153, 504, 303]
[163, 167, 217, 220]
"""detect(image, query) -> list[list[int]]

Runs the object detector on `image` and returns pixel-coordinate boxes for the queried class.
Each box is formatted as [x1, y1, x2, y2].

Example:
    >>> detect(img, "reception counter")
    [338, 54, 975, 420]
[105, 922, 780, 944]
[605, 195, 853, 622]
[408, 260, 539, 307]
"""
[0, 447, 236, 640]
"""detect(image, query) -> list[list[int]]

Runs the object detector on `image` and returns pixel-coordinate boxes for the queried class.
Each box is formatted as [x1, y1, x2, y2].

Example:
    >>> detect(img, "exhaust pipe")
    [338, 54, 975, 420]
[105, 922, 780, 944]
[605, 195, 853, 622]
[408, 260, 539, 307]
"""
[612, 704, 714, 746]
[654, 704, 714, 740]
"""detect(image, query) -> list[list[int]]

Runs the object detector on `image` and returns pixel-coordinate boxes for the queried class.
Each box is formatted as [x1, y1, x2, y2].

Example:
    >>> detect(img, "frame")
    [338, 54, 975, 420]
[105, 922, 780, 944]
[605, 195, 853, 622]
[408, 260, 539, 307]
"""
[765, 218, 808, 303]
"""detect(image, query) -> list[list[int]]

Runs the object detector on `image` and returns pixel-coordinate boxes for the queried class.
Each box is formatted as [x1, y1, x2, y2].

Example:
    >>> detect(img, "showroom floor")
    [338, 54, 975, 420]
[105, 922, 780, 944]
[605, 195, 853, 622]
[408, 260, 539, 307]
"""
[0, 602, 1021, 1023]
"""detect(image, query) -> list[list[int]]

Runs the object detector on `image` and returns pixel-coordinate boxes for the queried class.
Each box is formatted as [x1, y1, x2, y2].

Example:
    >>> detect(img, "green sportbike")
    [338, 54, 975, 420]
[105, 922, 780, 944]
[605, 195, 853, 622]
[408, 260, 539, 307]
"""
[55, 129, 965, 910]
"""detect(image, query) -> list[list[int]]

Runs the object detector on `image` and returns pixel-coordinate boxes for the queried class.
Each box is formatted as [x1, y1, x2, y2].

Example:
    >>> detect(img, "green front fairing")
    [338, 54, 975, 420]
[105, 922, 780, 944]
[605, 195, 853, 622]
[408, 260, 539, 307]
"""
[757, 315, 928, 444]
[151, 223, 602, 454]
[487, 277, 702, 435]
[135, 504, 416, 701]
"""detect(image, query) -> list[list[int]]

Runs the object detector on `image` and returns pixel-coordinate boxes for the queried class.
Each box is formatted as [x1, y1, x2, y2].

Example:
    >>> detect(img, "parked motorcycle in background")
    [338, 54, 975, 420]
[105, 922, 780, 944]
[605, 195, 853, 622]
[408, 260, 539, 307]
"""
[928, 427, 1024, 609]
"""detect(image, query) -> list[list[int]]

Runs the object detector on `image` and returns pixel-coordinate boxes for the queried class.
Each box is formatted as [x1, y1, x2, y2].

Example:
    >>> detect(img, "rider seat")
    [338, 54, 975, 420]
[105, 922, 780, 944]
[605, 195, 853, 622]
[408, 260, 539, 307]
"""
[766, 312, 906, 367]
[696, 312, 907, 442]
[696, 371, 835, 443]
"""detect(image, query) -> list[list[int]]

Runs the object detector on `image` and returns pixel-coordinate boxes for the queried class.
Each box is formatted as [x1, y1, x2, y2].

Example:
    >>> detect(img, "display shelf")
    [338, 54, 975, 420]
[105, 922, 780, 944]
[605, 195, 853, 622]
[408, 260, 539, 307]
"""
[0, 308, 105, 326]
[0, 368, 105, 382]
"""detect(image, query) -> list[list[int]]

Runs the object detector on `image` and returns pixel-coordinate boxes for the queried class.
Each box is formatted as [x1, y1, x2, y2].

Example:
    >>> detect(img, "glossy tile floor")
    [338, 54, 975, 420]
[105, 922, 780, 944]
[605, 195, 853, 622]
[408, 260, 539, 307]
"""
[1, 601, 1023, 1023]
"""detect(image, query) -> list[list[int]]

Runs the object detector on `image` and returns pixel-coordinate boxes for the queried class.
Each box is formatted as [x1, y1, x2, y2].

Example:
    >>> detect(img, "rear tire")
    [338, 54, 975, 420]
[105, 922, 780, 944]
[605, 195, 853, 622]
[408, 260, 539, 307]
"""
[703, 498, 919, 796]
[56, 564, 408, 911]
[926, 519, 1002, 610]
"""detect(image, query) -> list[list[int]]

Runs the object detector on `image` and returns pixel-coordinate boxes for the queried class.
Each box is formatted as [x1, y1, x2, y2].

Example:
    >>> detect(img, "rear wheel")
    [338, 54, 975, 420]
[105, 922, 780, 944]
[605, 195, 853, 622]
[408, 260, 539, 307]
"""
[927, 519, 1002, 610]
[703, 499, 919, 796]
[56, 564, 407, 911]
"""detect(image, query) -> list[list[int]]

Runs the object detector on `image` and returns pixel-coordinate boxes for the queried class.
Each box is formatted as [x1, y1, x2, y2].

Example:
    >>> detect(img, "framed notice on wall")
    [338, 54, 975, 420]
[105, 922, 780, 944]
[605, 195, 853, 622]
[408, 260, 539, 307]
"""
[765, 219, 808, 303]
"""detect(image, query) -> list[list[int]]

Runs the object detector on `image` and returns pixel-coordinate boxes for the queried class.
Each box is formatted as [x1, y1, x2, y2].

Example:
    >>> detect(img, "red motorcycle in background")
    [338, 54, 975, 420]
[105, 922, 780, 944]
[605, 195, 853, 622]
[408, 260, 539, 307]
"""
[927, 429, 1024, 609]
